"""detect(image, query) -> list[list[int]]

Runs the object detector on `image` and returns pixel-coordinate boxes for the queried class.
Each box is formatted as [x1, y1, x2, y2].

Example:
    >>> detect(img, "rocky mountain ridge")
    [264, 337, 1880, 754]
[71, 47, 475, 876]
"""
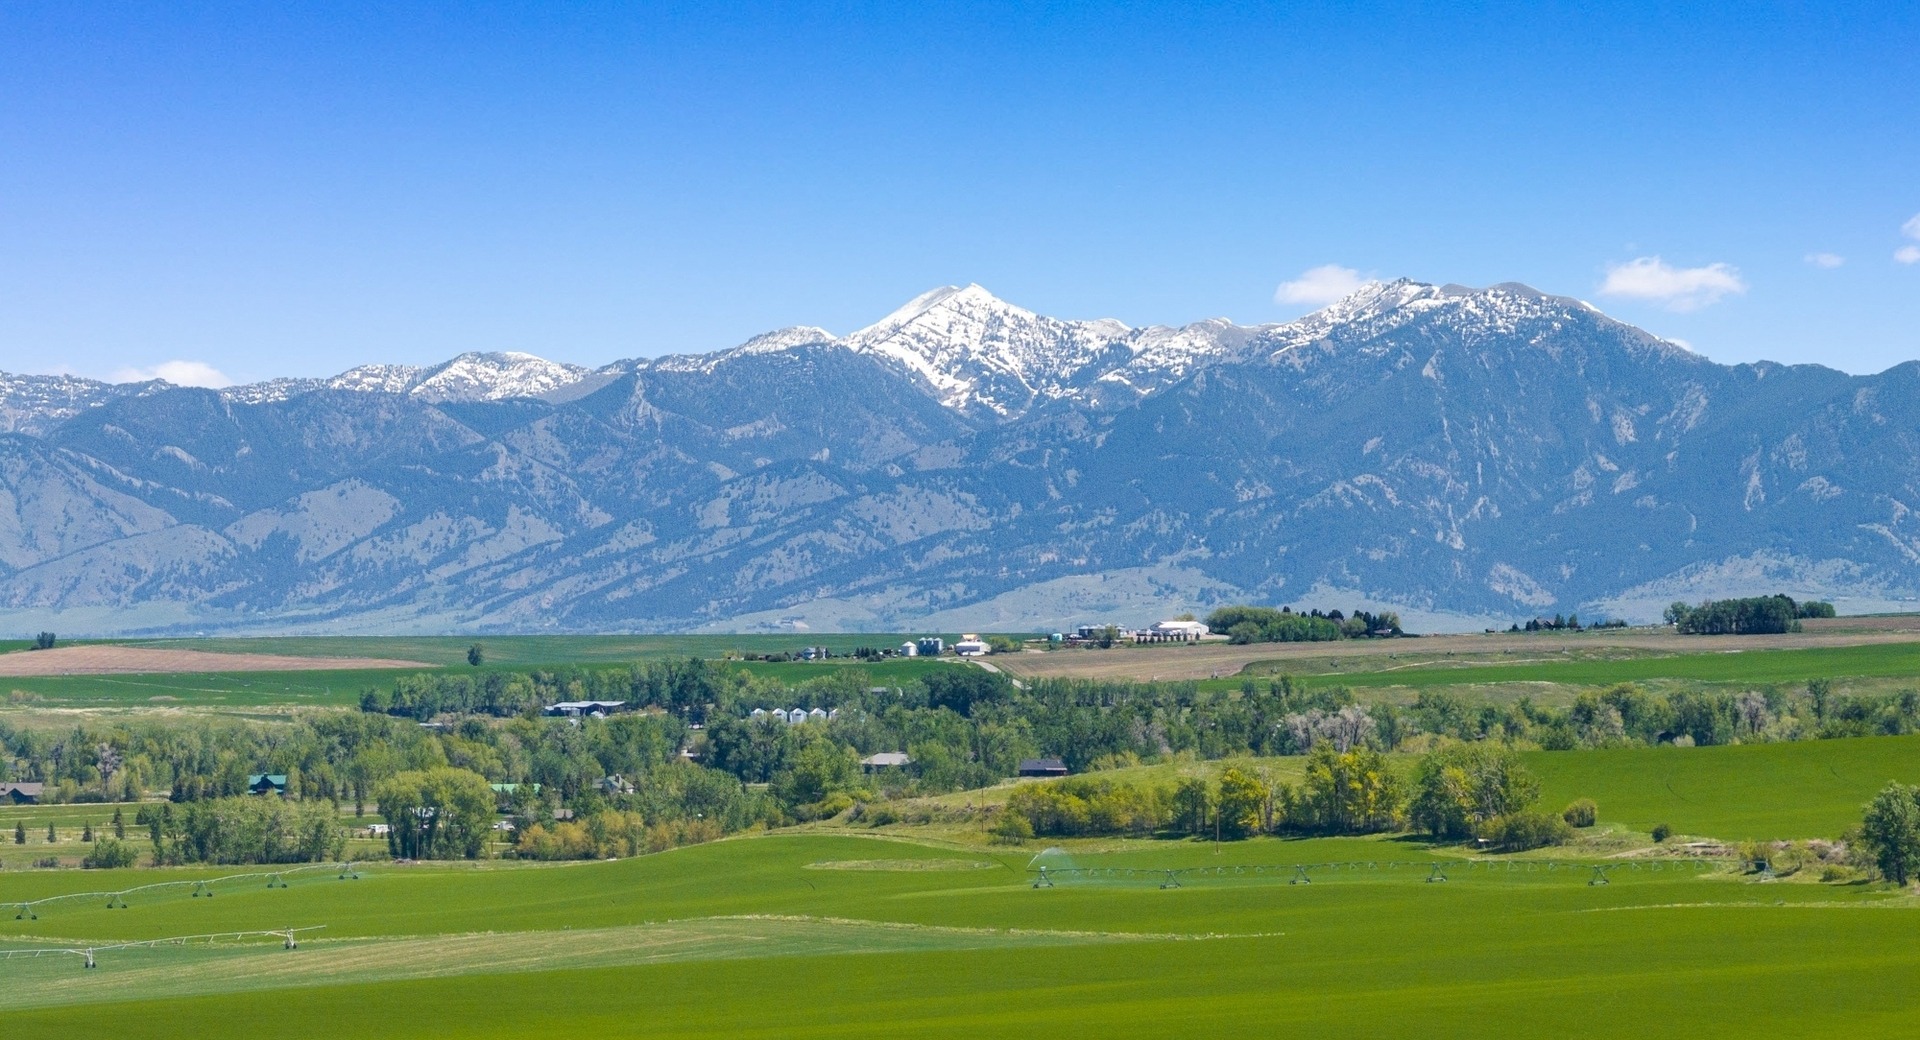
[2, 280, 1915, 634]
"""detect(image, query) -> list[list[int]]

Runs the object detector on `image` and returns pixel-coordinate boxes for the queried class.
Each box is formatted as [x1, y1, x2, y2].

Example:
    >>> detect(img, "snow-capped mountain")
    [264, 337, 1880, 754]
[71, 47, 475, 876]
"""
[3, 279, 1916, 636]
[227, 352, 592, 405]
[0, 373, 160, 435]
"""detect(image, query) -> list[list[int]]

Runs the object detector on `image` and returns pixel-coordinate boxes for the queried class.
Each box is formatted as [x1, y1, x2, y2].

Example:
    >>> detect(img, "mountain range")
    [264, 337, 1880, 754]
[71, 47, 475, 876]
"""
[3, 279, 1917, 635]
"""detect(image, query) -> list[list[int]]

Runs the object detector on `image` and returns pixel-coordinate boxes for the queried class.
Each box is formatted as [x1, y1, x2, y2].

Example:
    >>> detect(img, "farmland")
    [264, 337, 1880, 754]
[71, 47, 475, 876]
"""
[3, 629, 1920, 1036]
[3, 819, 1919, 1038]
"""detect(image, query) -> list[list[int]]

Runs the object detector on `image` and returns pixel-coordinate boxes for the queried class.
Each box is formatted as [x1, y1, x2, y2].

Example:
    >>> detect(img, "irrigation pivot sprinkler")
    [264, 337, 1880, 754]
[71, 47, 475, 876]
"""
[267, 873, 288, 889]
[106, 892, 128, 909]
[1290, 865, 1312, 885]
[1159, 869, 1182, 890]
[337, 862, 360, 880]
[1589, 865, 1611, 886]
[84, 948, 95, 970]
[191, 881, 214, 898]
[1031, 866, 1054, 889]
[1426, 863, 1449, 883]
[16, 903, 36, 921]
[283, 928, 299, 950]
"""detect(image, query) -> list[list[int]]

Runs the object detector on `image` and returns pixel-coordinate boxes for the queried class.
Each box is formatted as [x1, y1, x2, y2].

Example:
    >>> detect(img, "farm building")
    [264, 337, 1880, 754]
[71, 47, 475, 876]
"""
[1017, 758, 1069, 778]
[953, 636, 990, 656]
[860, 752, 912, 771]
[247, 773, 288, 796]
[898, 641, 919, 657]
[0, 782, 44, 804]
[1134, 620, 1210, 643]
[544, 700, 626, 717]
[752, 707, 840, 725]
[916, 637, 945, 657]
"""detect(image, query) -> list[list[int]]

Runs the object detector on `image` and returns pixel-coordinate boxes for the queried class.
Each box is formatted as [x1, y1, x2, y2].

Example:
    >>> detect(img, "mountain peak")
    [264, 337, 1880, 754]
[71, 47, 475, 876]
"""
[851, 283, 1036, 341]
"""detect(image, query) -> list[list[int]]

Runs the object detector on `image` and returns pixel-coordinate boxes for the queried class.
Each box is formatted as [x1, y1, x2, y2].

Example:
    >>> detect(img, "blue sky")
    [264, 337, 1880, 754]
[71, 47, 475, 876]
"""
[1, 2, 1916, 384]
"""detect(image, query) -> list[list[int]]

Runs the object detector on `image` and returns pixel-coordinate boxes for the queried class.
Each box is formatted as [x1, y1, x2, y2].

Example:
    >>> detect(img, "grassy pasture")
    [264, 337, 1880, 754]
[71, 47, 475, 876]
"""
[2, 830, 1917, 1037]
[1264, 640, 1920, 691]
[1528, 734, 1920, 839]
[1, 668, 412, 709]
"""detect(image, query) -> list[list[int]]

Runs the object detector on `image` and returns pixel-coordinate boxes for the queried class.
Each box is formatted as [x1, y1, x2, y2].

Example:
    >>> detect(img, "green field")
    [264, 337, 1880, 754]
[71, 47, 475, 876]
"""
[1528, 734, 1920, 839]
[125, 634, 974, 666]
[2, 825, 1917, 1038]
[0, 660, 962, 710]
[1273, 640, 1920, 691]
[4, 637, 1920, 1034]
[1, 668, 411, 709]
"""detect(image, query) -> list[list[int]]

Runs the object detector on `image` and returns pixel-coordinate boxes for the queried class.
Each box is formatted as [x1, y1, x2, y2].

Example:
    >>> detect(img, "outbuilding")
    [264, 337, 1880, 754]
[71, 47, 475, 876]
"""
[1017, 758, 1069, 778]
[0, 782, 44, 804]
[860, 752, 912, 771]
[544, 700, 626, 717]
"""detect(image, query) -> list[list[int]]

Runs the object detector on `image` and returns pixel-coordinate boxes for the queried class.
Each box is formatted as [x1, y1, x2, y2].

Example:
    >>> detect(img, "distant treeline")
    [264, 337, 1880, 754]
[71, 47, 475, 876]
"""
[1665, 595, 1835, 635]
[1204, 606, 1403, 644]
[360, 658, 728, 720]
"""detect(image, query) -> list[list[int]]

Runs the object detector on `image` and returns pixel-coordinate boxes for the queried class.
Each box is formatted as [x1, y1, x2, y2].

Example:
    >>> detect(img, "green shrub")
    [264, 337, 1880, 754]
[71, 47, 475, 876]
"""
[82, 838, 138, 869]
[989, 809, 1034, 845]
[1652, 822, 1673, 843]
[1562, 798, 1598, 828]
[1481, 811, 1573, 852]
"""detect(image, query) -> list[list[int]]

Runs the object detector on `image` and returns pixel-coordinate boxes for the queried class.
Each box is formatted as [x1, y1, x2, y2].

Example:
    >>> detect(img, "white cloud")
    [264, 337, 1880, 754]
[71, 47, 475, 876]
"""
[1597, 256, 1747, 312]
[1274, 264, 1375, 306]
[111, 360, 235, 388]
[1803, 252, 1845, 269]
[1897, 214, 1920, 263]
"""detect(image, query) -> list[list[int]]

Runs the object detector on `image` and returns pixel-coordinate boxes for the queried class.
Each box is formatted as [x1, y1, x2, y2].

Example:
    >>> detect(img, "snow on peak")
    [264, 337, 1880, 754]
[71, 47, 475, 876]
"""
[1258, 278, 1699, 364]
[841, 285, 1145, 414]
[406, 351, 588, 402]
[737, 326, 837, 355]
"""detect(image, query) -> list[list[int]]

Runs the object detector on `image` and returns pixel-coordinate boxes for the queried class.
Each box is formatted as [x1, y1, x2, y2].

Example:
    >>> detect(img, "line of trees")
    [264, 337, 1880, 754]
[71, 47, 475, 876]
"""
[361, 658, 729, 720]
[1204, 606, 1402, 645]
[997, 743, 1577, 851]
[135, 798, 345, 865]
[1664, 595, 1835, 635]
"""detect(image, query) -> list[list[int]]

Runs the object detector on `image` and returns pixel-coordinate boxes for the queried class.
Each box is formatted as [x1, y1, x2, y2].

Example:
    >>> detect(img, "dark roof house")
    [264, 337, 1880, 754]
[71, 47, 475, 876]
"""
[1017, 758, 1069, 778]
[247, 773, 289, 796]
[0, 782, 44, 804]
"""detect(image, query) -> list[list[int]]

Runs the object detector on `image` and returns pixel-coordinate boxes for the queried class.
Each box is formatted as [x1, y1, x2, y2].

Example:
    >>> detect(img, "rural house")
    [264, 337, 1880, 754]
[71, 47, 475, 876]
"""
[0, 782, 44, 804]
[247, 773, 288, 796]
[1017, 758, 1069, 778]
